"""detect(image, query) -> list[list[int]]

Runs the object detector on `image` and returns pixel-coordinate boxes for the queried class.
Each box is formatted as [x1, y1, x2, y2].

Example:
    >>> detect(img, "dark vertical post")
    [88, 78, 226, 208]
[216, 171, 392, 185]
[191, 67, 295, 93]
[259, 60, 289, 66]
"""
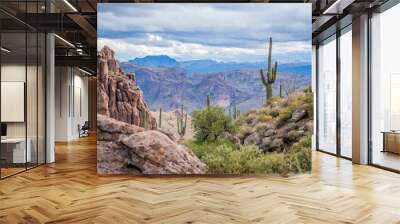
[36, 0, 39, 167]
[367, 11, 372, 165]
[25, 0, 28, 171]
[336, 27, 341, 157]
[315, 44, 320, 151]
[0, 20, 2, 179]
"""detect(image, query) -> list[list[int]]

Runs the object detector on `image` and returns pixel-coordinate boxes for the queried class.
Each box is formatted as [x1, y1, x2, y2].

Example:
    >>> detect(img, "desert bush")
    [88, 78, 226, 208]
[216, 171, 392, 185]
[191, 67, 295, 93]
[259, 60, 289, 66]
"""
[287, 130, 304, 141]
[269, 110, 280, 118]
[284, 136, 312, 173]
[245, 113, 259, 124]
[303, 86, 312, 93]
[254, 123, 270, 132]
[192, 106, 237, 142]
[248, 153, 287, 174]
[187, 139, 233, 159]
[267, 96, 282, 105]
[237, 125, 254, 140]
[188, 137, 312, 175]
[258, 114, 273, 123]
[277, 107, 293, 122]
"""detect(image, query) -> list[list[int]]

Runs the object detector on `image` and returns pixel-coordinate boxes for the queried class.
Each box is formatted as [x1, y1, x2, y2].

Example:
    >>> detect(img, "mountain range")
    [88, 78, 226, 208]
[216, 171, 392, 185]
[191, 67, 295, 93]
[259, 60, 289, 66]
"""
[121, 55, 311, 112]
[129, 55, 311, 76]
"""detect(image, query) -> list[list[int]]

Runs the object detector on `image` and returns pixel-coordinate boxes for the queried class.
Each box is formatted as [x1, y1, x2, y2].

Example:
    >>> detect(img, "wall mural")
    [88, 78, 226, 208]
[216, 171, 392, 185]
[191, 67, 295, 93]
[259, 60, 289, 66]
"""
[97, 3, 313, 175]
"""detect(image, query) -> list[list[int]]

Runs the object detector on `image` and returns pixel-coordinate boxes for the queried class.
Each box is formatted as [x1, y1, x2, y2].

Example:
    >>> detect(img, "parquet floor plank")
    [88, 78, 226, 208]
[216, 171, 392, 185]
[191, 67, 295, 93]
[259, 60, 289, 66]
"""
[0, 135, 399, 223]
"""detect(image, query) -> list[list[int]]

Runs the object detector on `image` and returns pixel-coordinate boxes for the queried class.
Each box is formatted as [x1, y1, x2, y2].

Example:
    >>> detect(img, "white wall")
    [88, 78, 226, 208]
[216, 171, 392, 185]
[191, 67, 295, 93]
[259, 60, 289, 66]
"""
[54, 67, 89, 141]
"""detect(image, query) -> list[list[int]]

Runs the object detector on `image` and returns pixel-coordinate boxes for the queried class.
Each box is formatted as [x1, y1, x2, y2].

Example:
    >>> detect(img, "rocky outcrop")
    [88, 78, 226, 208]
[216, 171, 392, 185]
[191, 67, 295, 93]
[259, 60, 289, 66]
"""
[239, 91, 313, 153]
[97, 115, 206, 174]
[97, 46, 206, 175]
[97, 46, 156, 129]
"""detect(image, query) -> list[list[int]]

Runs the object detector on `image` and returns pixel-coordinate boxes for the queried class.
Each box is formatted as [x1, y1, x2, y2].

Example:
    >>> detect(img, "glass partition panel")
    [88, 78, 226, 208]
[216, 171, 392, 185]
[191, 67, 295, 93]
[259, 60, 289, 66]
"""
[0, 1, 46, 179]
[38, 32, 45, 165]
[371, 3, 400, 171]
[1, 31, 27, 177]
[317, 35, 337, 154]
[27, 31, 38, 169]
[339, 28, 352, 158]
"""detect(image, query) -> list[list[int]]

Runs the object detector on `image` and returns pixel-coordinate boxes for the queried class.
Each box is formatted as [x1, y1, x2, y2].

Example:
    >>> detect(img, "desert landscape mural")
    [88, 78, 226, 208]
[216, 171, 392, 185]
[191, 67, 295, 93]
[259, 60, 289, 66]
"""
[97, 3, 312, 175]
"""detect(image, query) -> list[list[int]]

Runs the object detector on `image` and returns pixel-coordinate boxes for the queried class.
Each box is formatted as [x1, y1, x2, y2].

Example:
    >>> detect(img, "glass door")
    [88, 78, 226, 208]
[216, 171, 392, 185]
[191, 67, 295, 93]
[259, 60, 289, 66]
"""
[1, 30, 28, 178]
[339, 26, 352, 158]
[317, 35, 337, 154]
[0, 1, 46, 179]
[370, 3, 400, 171]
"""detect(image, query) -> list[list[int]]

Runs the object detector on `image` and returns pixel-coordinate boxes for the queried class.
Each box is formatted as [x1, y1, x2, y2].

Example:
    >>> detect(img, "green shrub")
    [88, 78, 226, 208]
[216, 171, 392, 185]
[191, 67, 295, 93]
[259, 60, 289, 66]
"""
[267, 96, 282, 105]
[187, 139, 233, 160]
[245, 113, 258, 124]
[284, 136, 312, 173]
[248, 152, 287, 174]
[187, 138, 312, 175]
[287, 130, 303, 141]
[237, 125, 253, 140]
[291, 135, 312, 150]
[277, 107, 293, 122]
[303, 86, 312, 93]
[258, 114, 273, 123]
[285, 147, 311, 173]
[254, 123, 270, 132]
[192, 106, 237, 142]
[269, 110, 279, 118]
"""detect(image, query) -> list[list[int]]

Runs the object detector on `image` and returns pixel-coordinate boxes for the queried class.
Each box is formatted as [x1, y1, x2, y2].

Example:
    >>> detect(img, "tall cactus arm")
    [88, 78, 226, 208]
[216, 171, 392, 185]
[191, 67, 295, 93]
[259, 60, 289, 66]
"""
[206, 94, 211, 108]
[269, 61, 278, 83]
[177, 116, 180, 133]
[183, 113, 188, 134]
[268, 37, 273, 75]
[260, 69, 268, 86]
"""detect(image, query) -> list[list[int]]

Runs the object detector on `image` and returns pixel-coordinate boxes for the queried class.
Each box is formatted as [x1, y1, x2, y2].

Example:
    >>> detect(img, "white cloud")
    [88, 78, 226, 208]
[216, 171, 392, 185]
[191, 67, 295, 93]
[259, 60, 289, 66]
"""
[98, 3, 312, 63]
[98, 36, 310, 63]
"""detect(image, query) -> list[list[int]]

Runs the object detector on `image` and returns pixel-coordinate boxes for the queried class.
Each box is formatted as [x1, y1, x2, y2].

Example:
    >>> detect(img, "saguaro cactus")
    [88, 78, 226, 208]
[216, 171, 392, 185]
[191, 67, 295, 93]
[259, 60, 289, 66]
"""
[206, 94, 211, 109]
[158, 107, 162, 128]
[260, 37, 278, 104]
[139, 109, 148, 129]
[177, 104, 187, 138]
[279, 83, 283, 98]
[233, 105, 238, 120]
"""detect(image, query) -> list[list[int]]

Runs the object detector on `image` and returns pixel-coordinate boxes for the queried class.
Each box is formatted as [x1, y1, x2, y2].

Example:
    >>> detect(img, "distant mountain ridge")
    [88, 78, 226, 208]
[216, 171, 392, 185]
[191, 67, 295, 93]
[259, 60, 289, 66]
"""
[120, 61, 311, 113]
[127, 55, 311, 76]
[129, 55, 180, 68]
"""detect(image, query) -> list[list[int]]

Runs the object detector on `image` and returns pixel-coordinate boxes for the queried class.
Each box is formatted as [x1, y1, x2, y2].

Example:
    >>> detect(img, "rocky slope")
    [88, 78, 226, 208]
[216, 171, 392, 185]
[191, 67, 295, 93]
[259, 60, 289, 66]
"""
[236, 90, 313, 153]
[97, 46, 206, 174]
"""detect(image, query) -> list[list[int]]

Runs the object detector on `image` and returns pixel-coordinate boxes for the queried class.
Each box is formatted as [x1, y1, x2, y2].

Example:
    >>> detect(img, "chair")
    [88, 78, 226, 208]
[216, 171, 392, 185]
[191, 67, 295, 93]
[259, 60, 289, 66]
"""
[78, 121, 90, 138]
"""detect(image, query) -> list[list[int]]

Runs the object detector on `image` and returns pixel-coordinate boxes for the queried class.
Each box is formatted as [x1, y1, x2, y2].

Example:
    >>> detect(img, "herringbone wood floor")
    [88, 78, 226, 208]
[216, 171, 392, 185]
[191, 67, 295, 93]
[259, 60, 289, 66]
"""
[1, 135, 400, 224]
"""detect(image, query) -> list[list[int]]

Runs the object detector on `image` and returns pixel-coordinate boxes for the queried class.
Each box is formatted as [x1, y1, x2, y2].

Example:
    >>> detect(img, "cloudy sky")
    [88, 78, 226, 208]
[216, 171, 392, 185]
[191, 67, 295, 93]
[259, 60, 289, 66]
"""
[98, 4, 311, 63]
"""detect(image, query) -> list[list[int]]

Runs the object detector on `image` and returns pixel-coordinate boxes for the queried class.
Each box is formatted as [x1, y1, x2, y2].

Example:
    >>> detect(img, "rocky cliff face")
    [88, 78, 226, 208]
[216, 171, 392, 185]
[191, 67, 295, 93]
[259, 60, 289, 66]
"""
[97, 46, 206, 174]
[97, 46, 156, 129]
[97, 115, 206, 174]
